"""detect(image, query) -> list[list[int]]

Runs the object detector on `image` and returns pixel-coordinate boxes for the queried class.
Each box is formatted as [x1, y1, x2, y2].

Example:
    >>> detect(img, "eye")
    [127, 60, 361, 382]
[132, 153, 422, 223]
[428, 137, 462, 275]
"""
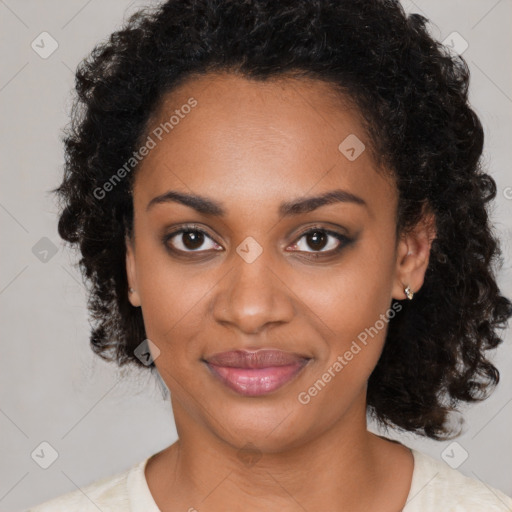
[163, 225, 222, 253]
[288, 227, 350, 255]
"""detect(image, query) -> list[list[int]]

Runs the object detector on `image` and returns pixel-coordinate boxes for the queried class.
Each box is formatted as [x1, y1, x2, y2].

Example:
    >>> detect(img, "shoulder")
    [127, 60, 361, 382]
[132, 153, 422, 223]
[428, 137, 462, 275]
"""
[25, 457, 150, 512]
[404, 448, 512, 512]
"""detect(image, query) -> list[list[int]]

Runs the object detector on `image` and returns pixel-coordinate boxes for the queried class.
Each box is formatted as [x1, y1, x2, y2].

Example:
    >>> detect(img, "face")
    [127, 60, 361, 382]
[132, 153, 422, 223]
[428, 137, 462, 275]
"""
[126, 72, 434, 453]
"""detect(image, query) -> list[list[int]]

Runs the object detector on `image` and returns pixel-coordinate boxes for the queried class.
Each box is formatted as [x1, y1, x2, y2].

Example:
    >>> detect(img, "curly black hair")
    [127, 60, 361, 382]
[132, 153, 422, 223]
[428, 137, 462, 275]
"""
[53, 0, 512, 440]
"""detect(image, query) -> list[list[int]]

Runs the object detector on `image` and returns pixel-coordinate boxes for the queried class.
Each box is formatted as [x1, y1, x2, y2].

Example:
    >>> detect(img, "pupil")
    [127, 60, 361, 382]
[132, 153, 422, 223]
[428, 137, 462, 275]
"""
[183, 230, 204, 250]
[307, 231, 327, 251]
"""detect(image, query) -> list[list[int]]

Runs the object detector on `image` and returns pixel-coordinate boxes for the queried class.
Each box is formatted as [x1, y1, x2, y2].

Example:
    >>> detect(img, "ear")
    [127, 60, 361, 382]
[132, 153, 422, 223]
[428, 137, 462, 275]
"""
[125, 234, 141, 307]
[392, 205, 437, 300]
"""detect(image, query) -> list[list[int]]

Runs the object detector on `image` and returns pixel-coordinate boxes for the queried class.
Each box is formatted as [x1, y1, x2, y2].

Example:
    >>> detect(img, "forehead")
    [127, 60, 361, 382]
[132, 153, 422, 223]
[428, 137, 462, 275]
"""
[132, 72, 396, 218]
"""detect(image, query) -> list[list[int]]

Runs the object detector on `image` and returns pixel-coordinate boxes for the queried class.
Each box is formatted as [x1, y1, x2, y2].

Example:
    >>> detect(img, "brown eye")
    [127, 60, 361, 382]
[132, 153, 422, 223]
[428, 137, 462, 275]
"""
[181, 230, 205, 250]
[304, 230, 328, 251]
[289, 228, 350, 254]
[163, 227, 222, 253]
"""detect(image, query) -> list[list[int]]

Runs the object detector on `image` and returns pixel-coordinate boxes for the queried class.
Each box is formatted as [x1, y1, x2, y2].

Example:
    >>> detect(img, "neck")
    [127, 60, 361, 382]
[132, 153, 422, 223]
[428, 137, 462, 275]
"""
[147, 394, 409, 512]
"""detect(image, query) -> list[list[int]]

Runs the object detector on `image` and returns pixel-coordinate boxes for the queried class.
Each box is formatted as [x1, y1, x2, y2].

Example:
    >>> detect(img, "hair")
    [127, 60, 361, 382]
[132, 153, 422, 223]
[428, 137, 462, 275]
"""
[53, 0, 512, 440]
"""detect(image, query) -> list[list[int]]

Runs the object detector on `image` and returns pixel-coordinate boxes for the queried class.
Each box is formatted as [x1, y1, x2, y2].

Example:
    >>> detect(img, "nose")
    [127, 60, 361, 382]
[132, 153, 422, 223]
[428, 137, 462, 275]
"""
[212, 250, 295, 335]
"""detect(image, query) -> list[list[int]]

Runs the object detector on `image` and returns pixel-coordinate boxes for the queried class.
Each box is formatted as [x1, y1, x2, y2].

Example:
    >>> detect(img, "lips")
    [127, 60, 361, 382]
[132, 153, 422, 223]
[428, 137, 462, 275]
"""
[205, 349, 309, 368]
[203, 349, 311, 396]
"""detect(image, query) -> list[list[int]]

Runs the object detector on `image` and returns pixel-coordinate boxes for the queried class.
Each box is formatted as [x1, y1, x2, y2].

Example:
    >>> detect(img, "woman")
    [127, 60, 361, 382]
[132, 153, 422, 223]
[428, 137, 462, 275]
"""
[27, 0, 512, 510]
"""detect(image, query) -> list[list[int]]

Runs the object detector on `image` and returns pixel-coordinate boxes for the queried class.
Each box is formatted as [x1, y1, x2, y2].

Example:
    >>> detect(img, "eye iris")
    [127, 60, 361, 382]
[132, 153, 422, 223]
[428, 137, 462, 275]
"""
[307, 230, 327, 251]
[183, 230, 204, 250]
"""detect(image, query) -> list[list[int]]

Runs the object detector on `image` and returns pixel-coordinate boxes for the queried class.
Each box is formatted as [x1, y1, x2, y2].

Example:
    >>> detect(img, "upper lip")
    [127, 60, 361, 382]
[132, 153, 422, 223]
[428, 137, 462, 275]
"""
[204, 349, 310, 368]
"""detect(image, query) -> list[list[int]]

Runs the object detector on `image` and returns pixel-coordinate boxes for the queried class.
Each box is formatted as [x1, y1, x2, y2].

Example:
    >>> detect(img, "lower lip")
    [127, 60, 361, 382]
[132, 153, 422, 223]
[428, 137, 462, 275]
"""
[205, 361, 309, 396]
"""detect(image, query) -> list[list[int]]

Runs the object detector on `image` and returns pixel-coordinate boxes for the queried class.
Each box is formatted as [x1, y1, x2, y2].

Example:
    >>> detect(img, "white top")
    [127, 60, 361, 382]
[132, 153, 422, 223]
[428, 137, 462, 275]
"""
[26, 447, 512, 511]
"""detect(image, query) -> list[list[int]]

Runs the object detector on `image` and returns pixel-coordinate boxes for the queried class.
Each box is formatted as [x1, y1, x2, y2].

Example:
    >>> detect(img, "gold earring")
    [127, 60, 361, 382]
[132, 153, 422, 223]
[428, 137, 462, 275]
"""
[404, 285, 414, 300]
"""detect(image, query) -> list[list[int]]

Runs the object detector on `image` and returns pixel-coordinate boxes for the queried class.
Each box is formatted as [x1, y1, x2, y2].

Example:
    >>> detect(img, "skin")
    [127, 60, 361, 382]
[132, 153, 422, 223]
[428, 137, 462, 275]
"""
[125, 72, 436, 512]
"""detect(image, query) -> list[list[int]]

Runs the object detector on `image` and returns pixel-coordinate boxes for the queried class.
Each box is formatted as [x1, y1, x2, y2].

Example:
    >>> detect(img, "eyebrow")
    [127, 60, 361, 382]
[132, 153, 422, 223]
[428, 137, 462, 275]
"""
[146, 188, 367, 217]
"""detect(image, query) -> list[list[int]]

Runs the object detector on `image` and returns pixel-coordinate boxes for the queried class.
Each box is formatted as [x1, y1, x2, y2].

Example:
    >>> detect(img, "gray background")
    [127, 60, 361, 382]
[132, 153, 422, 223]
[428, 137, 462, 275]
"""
[1, 0, 511, 510]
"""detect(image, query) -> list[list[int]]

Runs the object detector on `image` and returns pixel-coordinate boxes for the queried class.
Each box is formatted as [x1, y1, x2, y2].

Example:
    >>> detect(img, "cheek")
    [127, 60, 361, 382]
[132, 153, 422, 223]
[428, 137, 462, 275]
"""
[307, 240, 395, 338]
[300, 236, 397, 386]
[133, 235, 213, 363]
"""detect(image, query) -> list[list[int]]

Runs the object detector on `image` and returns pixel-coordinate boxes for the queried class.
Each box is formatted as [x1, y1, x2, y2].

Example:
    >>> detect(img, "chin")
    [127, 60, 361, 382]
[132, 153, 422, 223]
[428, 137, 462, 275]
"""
[208, 401, 315, 454]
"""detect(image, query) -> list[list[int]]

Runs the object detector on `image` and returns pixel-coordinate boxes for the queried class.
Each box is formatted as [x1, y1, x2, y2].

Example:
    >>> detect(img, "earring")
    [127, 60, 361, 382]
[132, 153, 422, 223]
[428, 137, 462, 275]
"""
[404, 285, 414, 300]
[129, 287, 135, 293]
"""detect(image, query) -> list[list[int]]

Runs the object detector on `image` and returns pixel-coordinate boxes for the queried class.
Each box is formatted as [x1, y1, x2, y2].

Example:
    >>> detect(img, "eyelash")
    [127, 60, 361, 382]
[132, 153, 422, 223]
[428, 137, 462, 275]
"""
[162, 223, 352, 259]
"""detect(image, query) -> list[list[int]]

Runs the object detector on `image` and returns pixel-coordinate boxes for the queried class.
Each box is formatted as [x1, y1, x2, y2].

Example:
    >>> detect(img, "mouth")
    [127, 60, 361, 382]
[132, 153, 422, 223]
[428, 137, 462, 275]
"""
[202, 349, 311, 397]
